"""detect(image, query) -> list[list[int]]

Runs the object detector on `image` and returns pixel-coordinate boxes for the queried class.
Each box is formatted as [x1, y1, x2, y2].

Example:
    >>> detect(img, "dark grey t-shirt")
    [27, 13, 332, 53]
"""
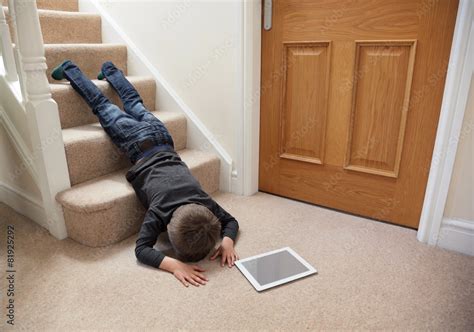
[126, 150, 239, 268]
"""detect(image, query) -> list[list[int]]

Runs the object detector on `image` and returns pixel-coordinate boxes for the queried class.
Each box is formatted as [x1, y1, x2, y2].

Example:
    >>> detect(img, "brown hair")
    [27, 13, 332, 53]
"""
[168, 203, 221, 262]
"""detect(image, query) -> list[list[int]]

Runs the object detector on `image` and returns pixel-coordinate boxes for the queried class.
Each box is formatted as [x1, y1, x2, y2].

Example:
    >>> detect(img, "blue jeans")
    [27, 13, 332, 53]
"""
[62, 60, 175, 163]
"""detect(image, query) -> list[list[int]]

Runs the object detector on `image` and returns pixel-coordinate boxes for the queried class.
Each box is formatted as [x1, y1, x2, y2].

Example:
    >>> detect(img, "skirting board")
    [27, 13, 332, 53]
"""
[0, 181, 47, 229]
[438, 218, 474, 256]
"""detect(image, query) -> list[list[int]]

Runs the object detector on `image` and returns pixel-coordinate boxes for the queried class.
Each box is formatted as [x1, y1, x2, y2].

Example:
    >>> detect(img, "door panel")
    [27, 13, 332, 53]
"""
[345, 40, 416, 178]
[280, 42, 330, 165]
[259, 0, 459, 228]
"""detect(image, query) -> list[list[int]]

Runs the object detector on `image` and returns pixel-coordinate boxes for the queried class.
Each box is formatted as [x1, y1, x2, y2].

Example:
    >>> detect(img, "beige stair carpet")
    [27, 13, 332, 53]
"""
[4, 8, 101, 44]
[57, 149, 220, 247]
[44, 44, 127, 82]
[36, 9, 101, 44]
[1, 192, 472, 330]
[51, 77, 157, 129]
[2, 0, 79, 12]
[63, 111, 188, 185]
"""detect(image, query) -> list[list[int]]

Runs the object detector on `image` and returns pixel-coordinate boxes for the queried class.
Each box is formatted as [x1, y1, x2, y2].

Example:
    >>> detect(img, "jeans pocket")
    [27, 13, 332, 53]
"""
[116, 118, 151, 138]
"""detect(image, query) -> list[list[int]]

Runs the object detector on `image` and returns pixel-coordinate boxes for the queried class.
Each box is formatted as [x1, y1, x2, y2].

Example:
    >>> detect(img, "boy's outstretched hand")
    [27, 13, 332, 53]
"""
[210, 236, 239, 267]
[160, 257, 208, 287]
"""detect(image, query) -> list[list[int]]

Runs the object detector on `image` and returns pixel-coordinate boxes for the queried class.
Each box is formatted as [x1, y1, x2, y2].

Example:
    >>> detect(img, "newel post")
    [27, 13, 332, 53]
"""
[13, 0, 71, 239]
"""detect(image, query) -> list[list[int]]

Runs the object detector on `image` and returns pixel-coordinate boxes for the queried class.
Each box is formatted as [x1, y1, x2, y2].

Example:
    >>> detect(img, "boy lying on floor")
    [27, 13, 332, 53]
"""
[52, 60, 239, 287]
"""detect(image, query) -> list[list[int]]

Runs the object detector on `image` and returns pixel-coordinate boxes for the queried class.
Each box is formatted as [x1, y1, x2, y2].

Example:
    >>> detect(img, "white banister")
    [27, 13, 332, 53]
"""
[7, 0, 72, 239]
[8, 0, 27, 99]
[12, 0, 50, 102]
[0, 4, 17, 81]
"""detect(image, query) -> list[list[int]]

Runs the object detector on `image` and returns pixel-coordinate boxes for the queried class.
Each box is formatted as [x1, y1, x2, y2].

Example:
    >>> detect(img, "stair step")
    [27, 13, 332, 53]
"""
[56, 149, 220, 247]
[63, 111, 187, 185]
[4, 8, 101, 44]
[51, 76, 156, 129]
[45, 44, 127, 83]
[39, 0, 78, 11]
[2, 0, 78, 12]
[38, 9, 101, 44]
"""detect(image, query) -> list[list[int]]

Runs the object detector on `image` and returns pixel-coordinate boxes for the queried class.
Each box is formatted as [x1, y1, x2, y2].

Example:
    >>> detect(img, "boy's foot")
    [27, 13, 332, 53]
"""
[98, 61, 119, 80]
[101, 61, 120, 79]
[51, 60, 71, 80]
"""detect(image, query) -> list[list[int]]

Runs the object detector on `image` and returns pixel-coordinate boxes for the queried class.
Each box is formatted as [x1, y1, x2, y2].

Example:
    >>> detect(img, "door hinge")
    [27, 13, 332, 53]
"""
[263, 0, 272, 31]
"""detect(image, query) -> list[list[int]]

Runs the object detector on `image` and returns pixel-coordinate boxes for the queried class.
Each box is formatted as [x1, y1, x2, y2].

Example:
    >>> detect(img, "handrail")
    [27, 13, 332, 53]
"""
[0, 0, 71, 239]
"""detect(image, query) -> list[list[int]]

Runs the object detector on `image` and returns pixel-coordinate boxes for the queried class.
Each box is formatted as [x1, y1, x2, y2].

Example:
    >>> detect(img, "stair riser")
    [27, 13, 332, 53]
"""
[4, 8, 101, 44]
[45, 44, 127, 83]
[64, 195, 145, 247]
[37, 0, 79, 11]
[39, 12, 102, 44]
[65, 115, 187, 185]
[53, 78, 157, 129]
[65, 137, 129, 186]
[63, 158, 220, 247]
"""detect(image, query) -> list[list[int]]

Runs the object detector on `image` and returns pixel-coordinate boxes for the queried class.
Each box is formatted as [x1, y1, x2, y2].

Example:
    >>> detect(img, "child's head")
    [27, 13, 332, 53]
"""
[168, 203, 221, 262]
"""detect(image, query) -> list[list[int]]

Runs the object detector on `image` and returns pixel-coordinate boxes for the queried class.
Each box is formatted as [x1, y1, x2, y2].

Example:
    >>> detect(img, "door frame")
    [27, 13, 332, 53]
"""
[239, 0, 472, 244]
[417, 0, 473, 245]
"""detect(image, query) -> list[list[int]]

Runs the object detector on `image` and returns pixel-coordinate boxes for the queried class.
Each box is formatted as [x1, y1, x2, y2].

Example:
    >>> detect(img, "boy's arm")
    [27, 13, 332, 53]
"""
[208, 201, 240, 267]
[135, 209, 166, 268]
[135, 209, 208, 287]
[210, 201, 239, 241]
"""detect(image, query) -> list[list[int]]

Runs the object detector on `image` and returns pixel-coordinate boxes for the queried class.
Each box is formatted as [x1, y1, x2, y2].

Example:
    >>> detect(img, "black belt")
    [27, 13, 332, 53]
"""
[136, 143, 174, 164]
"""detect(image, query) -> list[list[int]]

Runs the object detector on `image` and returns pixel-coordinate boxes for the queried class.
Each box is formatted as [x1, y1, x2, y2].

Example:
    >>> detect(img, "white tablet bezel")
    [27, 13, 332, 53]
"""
[235, 247, 317, 292]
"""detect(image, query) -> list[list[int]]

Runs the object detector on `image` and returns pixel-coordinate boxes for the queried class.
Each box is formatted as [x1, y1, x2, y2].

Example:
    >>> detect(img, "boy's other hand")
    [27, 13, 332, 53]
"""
[160, 257, 208, 287]
[210, 236, 239, 268]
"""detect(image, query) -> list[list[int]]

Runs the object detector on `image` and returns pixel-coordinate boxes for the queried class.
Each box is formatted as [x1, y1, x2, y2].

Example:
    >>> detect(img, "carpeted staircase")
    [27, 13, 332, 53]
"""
[4, 0, 220, 247]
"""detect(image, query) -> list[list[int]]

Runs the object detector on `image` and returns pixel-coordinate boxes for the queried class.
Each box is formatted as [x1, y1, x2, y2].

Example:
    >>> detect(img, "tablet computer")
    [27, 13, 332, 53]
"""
[235, 247, 317, 291]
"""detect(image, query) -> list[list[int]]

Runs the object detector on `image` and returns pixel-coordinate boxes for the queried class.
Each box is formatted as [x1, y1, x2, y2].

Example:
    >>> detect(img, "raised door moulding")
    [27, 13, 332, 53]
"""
[344, 40, 417, 178]
[279, 41, 331, 165]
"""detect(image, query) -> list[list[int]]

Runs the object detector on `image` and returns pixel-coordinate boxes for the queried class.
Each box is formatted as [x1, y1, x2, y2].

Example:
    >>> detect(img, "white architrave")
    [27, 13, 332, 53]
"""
[418, 0, 474, 245]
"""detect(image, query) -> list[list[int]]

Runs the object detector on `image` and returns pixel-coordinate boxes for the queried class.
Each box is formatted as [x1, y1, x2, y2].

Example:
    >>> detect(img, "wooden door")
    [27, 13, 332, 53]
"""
[259, 0, 459, 228]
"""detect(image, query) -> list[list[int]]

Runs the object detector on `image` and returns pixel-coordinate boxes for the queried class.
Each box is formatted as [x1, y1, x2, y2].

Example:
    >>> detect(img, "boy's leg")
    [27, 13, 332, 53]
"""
[100, 61, 175, 150]
[100, 61, 157, 122]
[60, 60, 145, 162]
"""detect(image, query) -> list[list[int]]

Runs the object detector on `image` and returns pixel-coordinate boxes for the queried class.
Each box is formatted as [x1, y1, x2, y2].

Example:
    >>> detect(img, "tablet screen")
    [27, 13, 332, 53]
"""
[241, 249, 309, 286]
[237, 248, 316, 290]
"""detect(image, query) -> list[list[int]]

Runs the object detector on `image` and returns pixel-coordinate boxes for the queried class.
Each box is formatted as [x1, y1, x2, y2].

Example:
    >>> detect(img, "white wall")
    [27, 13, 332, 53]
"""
[440, 73, 474, 255]
[444, 75, 474, 221]
[97, 0, 242, 168]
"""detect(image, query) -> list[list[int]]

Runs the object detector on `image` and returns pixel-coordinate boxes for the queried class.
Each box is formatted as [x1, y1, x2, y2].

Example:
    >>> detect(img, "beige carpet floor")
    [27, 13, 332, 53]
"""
[0, 192, 473, 331]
